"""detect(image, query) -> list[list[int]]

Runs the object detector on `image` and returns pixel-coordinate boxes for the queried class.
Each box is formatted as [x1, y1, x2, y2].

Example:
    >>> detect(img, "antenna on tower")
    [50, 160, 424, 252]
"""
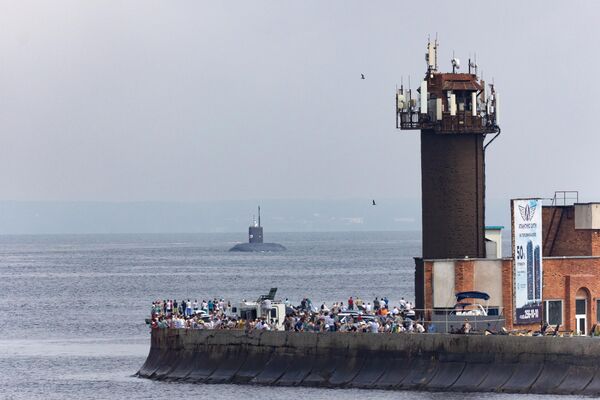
[258, 206, 261, 227]
[469, 55, 477, 76]
[426, 35, 438, 75]
[451, 50, 460, 73]
[468, 53, 471, 74]
[408, 75, 412, 110]
[434, 33, 439, 71]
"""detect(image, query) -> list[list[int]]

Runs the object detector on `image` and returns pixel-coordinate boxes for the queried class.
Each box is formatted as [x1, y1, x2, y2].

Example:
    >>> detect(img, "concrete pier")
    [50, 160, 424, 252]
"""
[138, 329, 600, 394]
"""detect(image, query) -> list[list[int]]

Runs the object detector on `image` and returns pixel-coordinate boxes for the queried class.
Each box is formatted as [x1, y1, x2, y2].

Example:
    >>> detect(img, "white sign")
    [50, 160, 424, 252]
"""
[512, 199, 543, 324]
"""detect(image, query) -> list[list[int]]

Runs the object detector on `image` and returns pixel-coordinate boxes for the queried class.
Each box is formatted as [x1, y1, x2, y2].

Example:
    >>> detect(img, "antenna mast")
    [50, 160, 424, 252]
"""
[258, 206, 261, 227]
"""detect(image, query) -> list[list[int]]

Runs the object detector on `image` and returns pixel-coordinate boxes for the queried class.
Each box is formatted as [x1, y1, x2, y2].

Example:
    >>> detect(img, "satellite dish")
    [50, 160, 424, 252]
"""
[451, 58, 460, 69]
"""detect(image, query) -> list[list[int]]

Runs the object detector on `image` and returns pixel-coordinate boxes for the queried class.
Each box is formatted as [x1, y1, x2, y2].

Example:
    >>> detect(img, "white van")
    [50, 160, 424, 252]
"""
[233, 300, 286, 331]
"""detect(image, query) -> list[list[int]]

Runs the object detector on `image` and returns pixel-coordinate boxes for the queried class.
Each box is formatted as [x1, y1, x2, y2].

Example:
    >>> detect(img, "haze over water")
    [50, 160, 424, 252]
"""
[0, 232, 574, 399]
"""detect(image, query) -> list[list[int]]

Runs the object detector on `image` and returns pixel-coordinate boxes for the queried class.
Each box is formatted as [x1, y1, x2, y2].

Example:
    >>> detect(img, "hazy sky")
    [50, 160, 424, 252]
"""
[1, 1, 599, 203]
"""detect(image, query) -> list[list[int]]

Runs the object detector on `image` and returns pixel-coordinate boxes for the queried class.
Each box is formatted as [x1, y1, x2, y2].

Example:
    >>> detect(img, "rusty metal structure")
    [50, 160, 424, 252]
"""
[398, 38, 500, 260]
[396, 39, 500, 136]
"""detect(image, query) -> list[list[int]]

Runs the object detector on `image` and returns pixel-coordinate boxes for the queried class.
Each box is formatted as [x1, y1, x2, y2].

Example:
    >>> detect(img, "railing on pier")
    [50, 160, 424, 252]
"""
[412, 307, 506, 334]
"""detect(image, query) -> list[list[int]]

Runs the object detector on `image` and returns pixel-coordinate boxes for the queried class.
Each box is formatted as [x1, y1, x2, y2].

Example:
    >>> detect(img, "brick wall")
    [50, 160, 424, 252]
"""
[542, 258, 600, 333]
[420, 131, 486, 259]
[424, 261, 433, 322]
[422, 256, 600, 333]
[454, 260, 474, 293]
[501, 259, 514, 330]
[592, 231, 600, 256]
[543, 206, 600, 257]
[543, 206, 588, 256]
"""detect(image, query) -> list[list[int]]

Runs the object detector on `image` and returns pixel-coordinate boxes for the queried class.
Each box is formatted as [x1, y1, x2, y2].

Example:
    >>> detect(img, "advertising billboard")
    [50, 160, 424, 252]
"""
[512, 199, 543, 324]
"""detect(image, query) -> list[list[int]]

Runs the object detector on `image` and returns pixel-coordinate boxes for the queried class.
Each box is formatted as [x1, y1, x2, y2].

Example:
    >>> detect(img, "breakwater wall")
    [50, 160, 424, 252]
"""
[138, 329, 600, 394]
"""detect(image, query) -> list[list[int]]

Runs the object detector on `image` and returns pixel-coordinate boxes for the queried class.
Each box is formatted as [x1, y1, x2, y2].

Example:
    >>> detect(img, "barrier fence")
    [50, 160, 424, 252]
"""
[410, 307, 506, 333]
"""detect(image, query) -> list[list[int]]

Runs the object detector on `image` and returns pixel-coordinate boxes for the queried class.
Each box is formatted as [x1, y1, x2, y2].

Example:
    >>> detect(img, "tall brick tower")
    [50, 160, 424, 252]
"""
[397, 39, 500, 259]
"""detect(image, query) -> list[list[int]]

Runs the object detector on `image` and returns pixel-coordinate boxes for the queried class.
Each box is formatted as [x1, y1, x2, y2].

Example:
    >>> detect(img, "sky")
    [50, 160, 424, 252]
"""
[0, 1, 599, 232]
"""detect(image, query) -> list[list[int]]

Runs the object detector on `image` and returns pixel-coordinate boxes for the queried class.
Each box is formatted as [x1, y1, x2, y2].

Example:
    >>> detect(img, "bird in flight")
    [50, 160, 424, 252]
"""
[372, 200, 376, 206]
[361, 73, 365, 80]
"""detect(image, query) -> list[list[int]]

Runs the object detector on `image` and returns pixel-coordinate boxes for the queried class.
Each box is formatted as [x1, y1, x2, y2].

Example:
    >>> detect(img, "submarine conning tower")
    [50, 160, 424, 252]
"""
[248, 206, 263, 244]
[396, 38, 500, 259]
[230, 206, 285, 251]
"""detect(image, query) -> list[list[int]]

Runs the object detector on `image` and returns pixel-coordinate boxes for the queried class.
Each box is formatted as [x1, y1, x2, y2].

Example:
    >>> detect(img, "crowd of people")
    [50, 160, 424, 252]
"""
[146, 297, 600, 337]
[149, 298, 243, 330]
[146, 296, 430, 333]
[285, 296, 425, 333]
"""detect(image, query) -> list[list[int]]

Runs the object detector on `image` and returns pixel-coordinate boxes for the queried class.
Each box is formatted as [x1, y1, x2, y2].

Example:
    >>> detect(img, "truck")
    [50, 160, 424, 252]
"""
[228, 288, 287, 331]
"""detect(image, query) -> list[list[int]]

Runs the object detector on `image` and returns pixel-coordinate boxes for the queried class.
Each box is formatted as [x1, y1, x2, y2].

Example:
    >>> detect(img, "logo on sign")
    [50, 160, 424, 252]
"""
[519, 202, 537, 222]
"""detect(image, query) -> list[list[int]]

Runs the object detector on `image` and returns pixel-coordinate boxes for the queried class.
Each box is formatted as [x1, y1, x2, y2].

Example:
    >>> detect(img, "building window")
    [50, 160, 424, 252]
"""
[596, 300, 600, 323]
[544, 300, 563, 326]
[576, 299, 586, 315]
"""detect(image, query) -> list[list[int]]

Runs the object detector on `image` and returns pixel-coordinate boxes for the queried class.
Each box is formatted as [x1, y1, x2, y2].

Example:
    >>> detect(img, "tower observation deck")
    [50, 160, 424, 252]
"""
[397, 38, 500, 259]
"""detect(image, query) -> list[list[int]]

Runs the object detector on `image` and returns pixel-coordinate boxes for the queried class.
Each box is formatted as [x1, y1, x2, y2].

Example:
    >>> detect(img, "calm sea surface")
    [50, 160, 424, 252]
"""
[0, 232, 577, 399]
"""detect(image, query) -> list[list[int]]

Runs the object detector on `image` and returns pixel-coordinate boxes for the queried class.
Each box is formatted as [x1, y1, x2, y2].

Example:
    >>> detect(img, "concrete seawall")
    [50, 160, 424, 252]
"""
[138, 329, 600, 394]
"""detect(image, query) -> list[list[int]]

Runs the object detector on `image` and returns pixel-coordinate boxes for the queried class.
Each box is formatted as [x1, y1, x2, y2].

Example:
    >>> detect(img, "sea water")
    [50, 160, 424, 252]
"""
[0, 232, 574, 399]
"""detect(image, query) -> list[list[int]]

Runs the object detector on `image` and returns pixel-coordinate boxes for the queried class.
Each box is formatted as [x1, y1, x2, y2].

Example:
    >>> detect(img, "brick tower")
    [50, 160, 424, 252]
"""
[396, 39, 500, 259]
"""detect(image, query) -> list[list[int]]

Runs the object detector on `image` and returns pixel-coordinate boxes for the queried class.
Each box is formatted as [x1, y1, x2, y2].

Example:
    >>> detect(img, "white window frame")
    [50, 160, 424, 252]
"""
[544, 299, 563, 326]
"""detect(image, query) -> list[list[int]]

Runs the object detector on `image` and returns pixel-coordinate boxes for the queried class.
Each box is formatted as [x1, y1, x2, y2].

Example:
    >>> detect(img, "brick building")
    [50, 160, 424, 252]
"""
[416, 203, 600, 334]
[395, 40, 600, 334]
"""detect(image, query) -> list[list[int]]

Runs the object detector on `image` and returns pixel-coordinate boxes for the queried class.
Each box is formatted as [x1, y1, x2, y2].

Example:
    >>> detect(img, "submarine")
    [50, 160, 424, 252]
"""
[229, 206, 286, 252]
